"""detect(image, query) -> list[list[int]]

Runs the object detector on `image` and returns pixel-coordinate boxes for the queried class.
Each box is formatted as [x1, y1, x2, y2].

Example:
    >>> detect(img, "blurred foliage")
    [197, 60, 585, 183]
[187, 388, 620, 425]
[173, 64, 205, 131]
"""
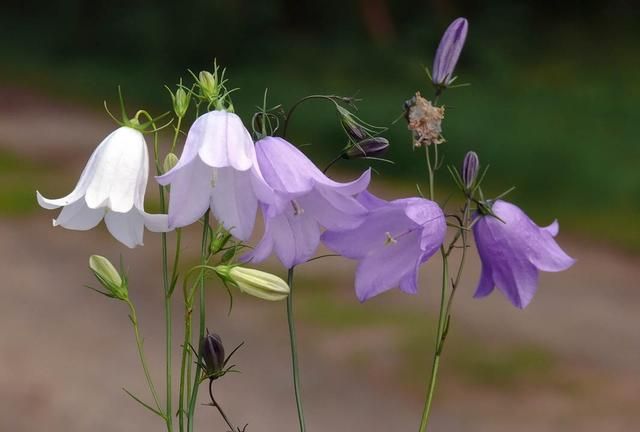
[1, 0, 639, 248]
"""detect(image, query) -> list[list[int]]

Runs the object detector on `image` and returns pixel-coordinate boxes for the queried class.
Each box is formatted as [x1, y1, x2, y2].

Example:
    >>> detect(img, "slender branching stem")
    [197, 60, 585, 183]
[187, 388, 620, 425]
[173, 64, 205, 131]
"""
[425, 145, 435, 201]
[282, 94, 344, 137]
[187, 212, 211, 432]
[178, 298, 192, 432]
[418, 254, 449, 432]
[151, 117, 174, 432]
[322, 152, 345, 174]
[208, 379, 236, 432]
[286, 267, 306, 432]
[125, 299, 164, 417]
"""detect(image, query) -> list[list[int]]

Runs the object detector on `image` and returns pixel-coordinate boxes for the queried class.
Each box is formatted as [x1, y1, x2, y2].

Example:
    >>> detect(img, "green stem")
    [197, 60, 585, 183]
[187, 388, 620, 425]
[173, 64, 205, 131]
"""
[178, 296, 193, 432]
[282, 94, 342, 138]
[444, 203, 471, 319]
[322, 152, 345, 174]
[155, 139, 174, 432]
[170, 116, 183, 155]
[126, 299, 164, 417]
[418, 253, 449, 432]
[187, 212, 211, 432]
[425, 145, 435, 201]
[160, 221, 173, 432]
[286, 267, 306, 432]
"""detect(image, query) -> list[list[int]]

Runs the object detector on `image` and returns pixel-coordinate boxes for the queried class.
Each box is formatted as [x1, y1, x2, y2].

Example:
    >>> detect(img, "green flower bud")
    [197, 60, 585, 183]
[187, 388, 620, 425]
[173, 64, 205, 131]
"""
[210, 229, 233, 255]
[173, 88, 190, 118]
[89, 255, 128, 300]
[199, 332, 225, 378]
[198, 71, 218, 101]
[163, 153, 179, 173]
[216, 265, 289, 301]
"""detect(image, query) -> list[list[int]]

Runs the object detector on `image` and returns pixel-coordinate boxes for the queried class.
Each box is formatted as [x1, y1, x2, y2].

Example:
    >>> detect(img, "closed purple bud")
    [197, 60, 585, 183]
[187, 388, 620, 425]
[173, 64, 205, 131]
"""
[342, 119, 368, 142]
[432, 17, 468, 86]
[462, 151, 479, 189]
[344, 137, 390, 159]
[199, 332, 225, 377]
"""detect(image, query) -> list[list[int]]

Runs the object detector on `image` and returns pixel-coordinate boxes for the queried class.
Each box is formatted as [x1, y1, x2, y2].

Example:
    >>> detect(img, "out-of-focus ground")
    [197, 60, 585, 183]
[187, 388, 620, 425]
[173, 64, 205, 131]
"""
[1, 88, 639, 432]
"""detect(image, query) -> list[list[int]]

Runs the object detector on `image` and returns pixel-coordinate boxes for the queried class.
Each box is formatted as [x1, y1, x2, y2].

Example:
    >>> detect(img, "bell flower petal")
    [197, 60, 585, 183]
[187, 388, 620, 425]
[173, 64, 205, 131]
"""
[209, 167, 259, 241]
[36, 126, 170, 248]
[248, 136, 371, 268]
[157, 110, 275, 237]
[84, 127, 146, 212]
[322, 192, 446, 301]
[104, 209, 144, 248]
[53, 198, 105, 230]
[472, 200, 575, 308]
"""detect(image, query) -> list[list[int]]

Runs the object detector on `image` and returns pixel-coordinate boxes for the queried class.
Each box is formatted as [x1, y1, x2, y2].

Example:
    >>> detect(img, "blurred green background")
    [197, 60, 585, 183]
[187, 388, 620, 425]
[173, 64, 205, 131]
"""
[1, 0, 639, 248]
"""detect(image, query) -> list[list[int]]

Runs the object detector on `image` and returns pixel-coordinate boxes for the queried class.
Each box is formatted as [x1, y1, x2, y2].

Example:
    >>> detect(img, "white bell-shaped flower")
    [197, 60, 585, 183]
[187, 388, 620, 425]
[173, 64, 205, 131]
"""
[36, 126, 170, 247]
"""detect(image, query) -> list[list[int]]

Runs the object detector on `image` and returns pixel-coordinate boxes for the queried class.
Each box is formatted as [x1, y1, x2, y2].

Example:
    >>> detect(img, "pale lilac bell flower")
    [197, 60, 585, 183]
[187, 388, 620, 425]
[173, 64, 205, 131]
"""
[156, 110, 274, 240]
[322, 191, 446, 302]
[244, 137, 371, 268]
[473, 200, 576, 308]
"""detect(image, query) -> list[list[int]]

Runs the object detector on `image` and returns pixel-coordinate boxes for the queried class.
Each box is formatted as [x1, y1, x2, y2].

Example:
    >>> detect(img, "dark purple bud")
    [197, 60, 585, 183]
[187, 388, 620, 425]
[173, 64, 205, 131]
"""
[344, 137, 390, 159]
[341, 117, 368, 142]
[432, 17, 468, 86]
[462, 151, 479, 189]
[199, 332, 225, 377]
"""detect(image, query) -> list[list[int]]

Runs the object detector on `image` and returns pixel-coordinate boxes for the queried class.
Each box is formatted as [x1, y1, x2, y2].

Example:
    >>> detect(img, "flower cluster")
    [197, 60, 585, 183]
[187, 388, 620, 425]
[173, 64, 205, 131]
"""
[34, 15, 579, 432]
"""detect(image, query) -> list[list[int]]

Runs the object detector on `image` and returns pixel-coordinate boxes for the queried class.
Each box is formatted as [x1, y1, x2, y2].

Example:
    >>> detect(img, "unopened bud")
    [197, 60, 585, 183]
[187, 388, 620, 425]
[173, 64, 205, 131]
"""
[344, 137, 390, 159]
[462, 151, 479, 190]
[432, 17, 469, 86]
[210, 229, 233, 255]
[89, 255, 128, 300]
[199, 332, 225, 378]
[341, 118, 368, 142]
[198, 71, 218, 100]
[216, 265, 289, 301]
[173, 88, 190, 118]
[163, 153, 179, 173]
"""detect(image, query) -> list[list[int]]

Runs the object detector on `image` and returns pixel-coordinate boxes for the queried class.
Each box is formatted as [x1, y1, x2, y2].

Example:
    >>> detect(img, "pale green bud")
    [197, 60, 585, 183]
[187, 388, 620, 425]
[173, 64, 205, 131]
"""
[198, 71, 218, 101]
[163, 152, 179, 173]
[217, 266, 289, 301]
[174, 88, 190, 118]
[89, 255, 128, 300]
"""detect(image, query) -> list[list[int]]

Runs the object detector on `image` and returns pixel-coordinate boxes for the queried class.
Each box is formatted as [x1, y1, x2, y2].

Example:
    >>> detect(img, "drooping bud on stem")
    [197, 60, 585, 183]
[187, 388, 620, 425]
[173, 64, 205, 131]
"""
[343, 137, 390, 159]
[341, 117, 368, 142]
[199, 332, 226, 378]
[89, 255, 128, 300]
[462, 151, 479, 190]
[432, 17, 468, 87]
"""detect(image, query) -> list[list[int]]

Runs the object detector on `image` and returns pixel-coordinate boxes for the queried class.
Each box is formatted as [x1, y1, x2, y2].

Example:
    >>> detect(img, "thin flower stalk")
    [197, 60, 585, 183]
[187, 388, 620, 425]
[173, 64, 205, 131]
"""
[286, 267, 306, 432]
[125, 298, 165, 420]
[149, 117, 175, 432]
[187, 211, 211, 432]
